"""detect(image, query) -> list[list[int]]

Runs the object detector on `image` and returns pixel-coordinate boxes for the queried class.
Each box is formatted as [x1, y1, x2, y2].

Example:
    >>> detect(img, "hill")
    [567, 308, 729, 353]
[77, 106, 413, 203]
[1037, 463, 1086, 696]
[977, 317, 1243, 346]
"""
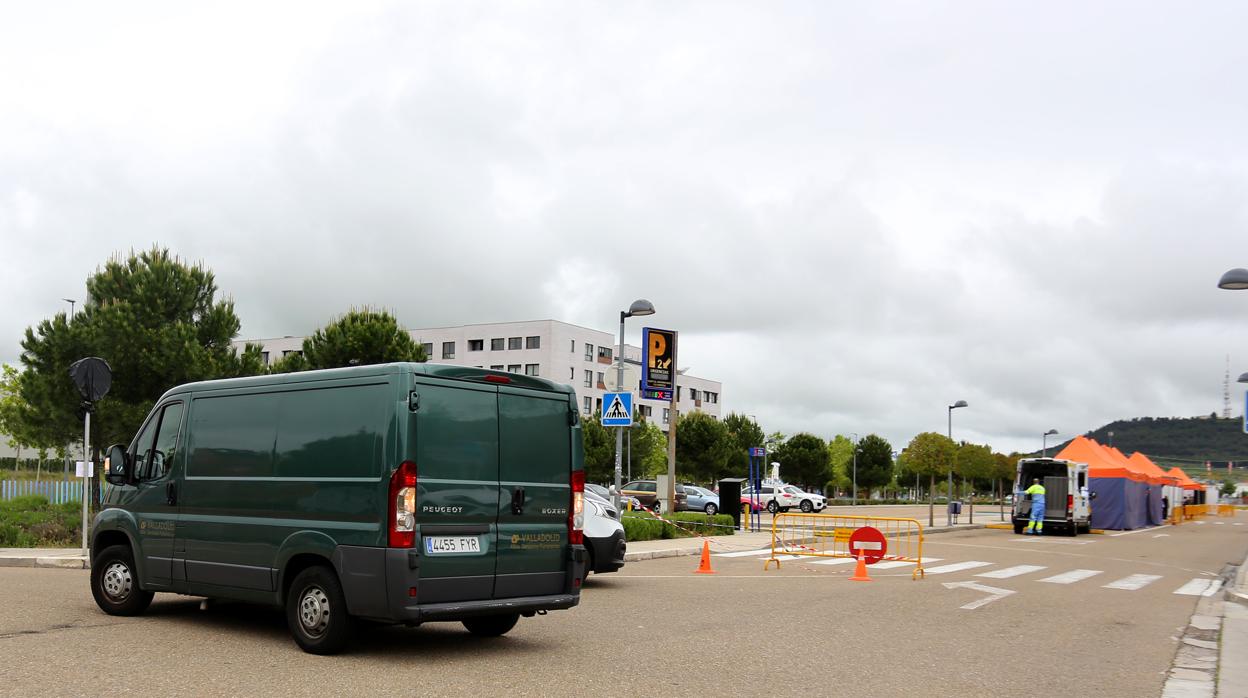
[1045, 415, 1248, 476]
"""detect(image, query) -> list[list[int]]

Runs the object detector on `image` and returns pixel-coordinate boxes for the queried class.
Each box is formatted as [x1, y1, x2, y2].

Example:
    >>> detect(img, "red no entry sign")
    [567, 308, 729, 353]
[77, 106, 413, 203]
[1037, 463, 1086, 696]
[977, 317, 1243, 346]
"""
[848, 526, 887, 565]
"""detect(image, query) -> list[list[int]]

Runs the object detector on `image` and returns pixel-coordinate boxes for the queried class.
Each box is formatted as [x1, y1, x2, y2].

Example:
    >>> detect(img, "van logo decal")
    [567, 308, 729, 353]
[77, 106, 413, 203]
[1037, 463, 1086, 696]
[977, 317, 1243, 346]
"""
[509, 532, 561, 550]
[541, 507, 567, 515]
[421, 505, 464, 514]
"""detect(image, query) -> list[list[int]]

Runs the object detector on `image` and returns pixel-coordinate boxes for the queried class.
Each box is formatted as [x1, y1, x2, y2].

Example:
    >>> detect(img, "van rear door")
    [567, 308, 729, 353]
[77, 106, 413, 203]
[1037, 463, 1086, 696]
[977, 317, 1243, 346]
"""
[411, 377, 500, 604]
[495, 385, 573, 598]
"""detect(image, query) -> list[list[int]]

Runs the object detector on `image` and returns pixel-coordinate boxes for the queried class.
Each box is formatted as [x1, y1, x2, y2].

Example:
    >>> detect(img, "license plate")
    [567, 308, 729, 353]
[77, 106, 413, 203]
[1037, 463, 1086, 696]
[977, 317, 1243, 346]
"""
[424, 536, 482, 555]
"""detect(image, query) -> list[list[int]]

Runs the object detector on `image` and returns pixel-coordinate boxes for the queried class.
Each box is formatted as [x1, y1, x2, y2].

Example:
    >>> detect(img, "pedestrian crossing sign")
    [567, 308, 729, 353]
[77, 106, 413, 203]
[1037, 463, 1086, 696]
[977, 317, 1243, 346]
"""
[601, 391, 633, 427]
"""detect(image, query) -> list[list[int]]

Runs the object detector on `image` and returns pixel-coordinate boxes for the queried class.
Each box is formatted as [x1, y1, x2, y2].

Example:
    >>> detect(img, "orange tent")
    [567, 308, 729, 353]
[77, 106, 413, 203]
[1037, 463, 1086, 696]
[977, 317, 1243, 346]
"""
[1127, 452, 1173, 486]
[1167, 467, 1204, 491]
[1055, 436, 1147, 481]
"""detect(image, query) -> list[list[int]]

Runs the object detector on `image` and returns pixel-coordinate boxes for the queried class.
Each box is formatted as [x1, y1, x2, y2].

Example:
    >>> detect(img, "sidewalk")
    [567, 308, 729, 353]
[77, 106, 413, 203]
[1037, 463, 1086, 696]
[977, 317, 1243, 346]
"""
[0, 547, 88, 569]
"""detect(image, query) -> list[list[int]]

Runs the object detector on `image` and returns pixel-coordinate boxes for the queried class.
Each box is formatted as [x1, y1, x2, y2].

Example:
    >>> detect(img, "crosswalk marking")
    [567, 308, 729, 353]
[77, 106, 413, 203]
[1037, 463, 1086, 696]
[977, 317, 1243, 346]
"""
[924, 561, 993, 575]
[715, 548, 773, 558]
[1214, 522, 1226, 525]
[810, 558, 857, 566]
[871, 558, 943, 570]
[1174, 578, 1217, 596]
[1038, 569, 1103, 584]
[1103, 574, 1162, 590]
[1203, 580, 1224, 596]
[976, 565, 1047, 579]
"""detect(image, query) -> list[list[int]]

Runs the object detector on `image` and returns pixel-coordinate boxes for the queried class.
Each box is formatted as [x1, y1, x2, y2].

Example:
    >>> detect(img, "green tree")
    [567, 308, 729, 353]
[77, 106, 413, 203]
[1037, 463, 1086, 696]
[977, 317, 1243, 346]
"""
[15, 248, 265, 472]
[993, 452, 1017, 502]
[675, 411, 734, 483]
[773, 433, 830, 490]
[625, 420, 668, 480]
[900, 431, 956, 525]
[1221, 477, 1238, 498]
[722, 412, 764, 474]
[580, 412, 614, 484]
[855, 434, 894, 496]
[825, 435, 853, 496]
[297, 308, 426, 370]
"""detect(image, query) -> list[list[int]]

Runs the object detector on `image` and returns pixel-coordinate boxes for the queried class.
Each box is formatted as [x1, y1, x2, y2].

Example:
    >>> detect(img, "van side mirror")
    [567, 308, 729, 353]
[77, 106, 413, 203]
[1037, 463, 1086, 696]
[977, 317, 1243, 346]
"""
[104, 444, 131, 485]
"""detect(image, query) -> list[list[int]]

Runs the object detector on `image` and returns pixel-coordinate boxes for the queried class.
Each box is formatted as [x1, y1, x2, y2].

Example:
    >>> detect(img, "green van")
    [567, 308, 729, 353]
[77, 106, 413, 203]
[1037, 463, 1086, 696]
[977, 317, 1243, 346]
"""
[89, 363, 587, 654]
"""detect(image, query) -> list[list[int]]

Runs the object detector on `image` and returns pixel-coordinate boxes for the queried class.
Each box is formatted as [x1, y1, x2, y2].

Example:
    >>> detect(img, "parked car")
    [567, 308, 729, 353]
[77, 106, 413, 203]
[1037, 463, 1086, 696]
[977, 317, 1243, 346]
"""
[619, 480, 688, 514]
[740, 496, 765, 512]
[744, 483, 827, 513]
[586, 483, 641, 514]
[682, 485, 721, 515]
[582, 493, 626, 583]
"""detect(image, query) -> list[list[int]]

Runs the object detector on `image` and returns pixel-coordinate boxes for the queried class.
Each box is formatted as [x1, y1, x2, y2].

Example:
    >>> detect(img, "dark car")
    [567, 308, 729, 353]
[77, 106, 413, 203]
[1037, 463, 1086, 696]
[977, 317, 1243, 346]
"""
[620, 480, 688, 514]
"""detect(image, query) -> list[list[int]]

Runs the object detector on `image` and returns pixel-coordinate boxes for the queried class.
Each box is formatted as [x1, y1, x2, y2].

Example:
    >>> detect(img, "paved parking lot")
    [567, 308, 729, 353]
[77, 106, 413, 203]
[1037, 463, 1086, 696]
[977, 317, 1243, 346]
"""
[0, 522, 1243, 697]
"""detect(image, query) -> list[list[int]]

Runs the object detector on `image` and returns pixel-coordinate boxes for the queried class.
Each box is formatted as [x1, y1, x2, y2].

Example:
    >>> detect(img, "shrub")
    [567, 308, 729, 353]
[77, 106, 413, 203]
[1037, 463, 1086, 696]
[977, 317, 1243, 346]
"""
[621, 511, 735, 541]
[0, 496, 81, 547]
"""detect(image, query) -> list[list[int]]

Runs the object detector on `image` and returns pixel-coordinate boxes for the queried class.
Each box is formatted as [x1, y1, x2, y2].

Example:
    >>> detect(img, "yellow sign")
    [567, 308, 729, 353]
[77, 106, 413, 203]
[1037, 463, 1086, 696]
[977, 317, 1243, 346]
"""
[833, 528, 853, 543]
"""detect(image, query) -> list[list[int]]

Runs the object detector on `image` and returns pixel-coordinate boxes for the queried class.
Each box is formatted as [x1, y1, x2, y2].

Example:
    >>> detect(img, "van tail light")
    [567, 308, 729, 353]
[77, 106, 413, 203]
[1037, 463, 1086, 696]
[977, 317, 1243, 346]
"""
[389, 461, 417, 547]
[569, 470, 585, 546]
[1067, 494, 1074, 512]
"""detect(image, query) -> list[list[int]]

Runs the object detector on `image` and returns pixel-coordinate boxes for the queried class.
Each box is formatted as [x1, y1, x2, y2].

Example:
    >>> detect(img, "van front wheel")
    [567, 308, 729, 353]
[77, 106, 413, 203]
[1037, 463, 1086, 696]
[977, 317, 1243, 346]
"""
[286, 566, 354, 655]
[91, 544, 153, 616]
[463, 613, 520, 637]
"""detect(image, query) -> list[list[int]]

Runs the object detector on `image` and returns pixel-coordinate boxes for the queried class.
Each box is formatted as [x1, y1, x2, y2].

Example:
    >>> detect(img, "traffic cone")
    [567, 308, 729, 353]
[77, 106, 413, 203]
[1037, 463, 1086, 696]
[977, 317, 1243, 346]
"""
[849, 551, 872, 582]
[694, 540, 715, 574]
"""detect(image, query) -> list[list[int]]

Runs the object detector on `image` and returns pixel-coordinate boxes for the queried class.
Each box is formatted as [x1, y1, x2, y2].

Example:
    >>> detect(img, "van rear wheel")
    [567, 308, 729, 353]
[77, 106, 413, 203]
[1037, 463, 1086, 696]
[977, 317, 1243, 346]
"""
[463, 613, 520, 637]
[91, 544, 154, 616]
[286, 566, 354, 655]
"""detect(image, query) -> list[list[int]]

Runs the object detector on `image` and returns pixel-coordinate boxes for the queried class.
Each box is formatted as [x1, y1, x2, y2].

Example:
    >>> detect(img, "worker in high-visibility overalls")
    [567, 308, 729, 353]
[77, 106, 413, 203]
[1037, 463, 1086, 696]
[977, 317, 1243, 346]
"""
[1024, 478, 1046, 535]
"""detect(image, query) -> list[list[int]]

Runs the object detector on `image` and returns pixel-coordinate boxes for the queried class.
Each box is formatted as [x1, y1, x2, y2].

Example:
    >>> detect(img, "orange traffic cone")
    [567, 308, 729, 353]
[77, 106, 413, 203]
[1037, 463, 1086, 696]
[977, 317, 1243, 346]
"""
[694, 540, 716, 574]
[849, 551, 872, 582]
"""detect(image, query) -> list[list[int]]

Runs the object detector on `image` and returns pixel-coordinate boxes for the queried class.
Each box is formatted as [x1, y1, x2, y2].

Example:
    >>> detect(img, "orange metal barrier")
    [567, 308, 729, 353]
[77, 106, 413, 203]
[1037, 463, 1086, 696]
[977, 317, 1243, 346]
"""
[1218, 504, 1236, 517]
[764, 512, 926, 579]
[1185, 504, 1209, 519]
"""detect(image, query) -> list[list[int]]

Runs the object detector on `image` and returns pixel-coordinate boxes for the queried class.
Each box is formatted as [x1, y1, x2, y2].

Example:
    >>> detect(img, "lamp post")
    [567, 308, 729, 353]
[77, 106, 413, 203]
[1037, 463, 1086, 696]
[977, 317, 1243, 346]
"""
[1217, 268, 1248, 290]
[851, 432, 858, 506]
[947, 400, 967, 525]
[612, 299, 655, 509]
[63, 298, 75, 318]
[1042, 429, 1058, 458]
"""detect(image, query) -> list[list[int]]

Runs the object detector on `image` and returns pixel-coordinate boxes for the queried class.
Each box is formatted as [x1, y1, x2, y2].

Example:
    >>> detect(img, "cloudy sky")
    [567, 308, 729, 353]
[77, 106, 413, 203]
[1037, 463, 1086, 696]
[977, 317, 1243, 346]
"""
[3, 1, 1247, 455]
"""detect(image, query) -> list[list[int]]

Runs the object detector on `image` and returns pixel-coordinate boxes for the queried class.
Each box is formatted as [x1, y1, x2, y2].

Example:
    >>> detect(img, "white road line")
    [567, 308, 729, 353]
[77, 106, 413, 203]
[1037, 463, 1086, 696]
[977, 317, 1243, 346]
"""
[1174, 579, 1215, 596]
[1103, 574, 1163, 590]
[924, 561, 993, 575]
[809, 558, 857, 566]
[1213, 522, 1226, 525]
[1203, 580, 1224, 597]
[715, 548, 773, 558]
[1110, 526, 1165, 537]
[976, 565, 1047, 579]
[1038, 569, 1103, 584]
[1195, 521, 1207, 525]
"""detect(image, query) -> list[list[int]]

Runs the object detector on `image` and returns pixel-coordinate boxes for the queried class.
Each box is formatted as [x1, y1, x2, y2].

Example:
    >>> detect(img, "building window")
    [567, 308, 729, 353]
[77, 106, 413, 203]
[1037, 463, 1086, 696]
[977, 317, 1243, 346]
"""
[422, 343, 433, 358]
[491, 338, 504, 351]
[583, 397, 591, 415]
[570, 339, 576, 352]
[584, 343, 593, 361]
[526, 336, 540, 349]
[596, 372, 604, 387]
[442, 342, 455, 359]
[583, 370, 592, 388]
[261, 351, 269, 365]
[491, 365, 504, 371]
[677, 386, 683, 401]
[524, 364, 539, 376]
[468, 339, 484, 352]
[508, 337, 522, 350]
[595, 398, 602, 413]
[282, 349, 302, 358]
[569, 367, 574, 380]
[707, 392, 718, 404]
[663, 408, 670, 424]
[639, 405, 652, 418]
[690, 388, 699, 401]
[597, 346, 613, 362]
[508, 364, 521, 373]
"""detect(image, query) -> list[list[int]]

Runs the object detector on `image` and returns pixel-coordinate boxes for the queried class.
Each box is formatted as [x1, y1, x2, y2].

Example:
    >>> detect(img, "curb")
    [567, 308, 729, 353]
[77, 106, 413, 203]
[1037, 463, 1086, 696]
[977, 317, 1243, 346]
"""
[0, 556, 89, 569]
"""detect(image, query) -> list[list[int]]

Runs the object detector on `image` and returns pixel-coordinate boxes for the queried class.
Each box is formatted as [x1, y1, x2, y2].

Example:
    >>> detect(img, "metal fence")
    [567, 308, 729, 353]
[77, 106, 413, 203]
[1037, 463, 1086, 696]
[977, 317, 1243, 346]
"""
[0, 479, 101, 505]
[765, 512, 927, 579]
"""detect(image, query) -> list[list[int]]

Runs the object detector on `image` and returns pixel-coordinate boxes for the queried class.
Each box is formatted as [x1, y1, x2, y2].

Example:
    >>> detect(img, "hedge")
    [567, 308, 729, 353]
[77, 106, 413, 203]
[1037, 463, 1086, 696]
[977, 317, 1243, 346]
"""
[0, 496, 81, 547]
[621, 511, 736, 542]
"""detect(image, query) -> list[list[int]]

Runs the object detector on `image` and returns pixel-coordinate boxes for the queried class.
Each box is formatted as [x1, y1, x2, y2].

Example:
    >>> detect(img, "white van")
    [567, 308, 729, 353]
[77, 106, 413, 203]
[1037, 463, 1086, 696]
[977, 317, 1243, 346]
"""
[1012, 457, 1092, 536]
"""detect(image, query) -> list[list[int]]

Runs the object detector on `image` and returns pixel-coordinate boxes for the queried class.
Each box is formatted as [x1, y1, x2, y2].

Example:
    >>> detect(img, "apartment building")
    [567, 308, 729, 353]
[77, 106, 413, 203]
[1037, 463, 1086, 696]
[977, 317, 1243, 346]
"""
[234, 319, 723, 430]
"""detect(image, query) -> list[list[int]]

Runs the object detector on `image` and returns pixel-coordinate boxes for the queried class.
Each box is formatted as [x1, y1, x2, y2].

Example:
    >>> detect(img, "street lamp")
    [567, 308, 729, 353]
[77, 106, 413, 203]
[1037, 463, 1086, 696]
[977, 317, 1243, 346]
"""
[63, 298, 75, 318]
[612, 299, 655, 509]
[947, 400, 967, 525]
[1217, 268, 1248, 290]
[1042, 429, 1058, 458]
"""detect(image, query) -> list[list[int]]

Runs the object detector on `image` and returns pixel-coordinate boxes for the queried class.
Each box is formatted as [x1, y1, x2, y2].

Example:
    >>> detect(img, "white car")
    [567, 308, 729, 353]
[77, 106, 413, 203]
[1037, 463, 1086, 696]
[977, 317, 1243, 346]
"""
[745, 483, 827, 513]
[582, 490, 626, 583]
